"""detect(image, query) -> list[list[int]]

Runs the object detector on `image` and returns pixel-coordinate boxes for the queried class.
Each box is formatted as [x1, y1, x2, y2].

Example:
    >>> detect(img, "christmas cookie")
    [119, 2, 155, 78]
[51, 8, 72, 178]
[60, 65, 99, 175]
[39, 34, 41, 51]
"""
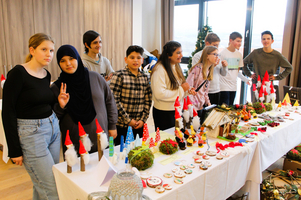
[188, 163, 195, 168]
[193, 155, 201, 159]
[202, 155, 210, 160]
[146, 176, 163, 188]
[172, 167, 180, 173]
[220, 151, 230, 157]
[174, 170, 186, 178]
[204, 161, 212, 167]
[163, 173, 173, 178]
[155, 186, 165, 193]
[174, 178, 184, 184]
[216, 154, 223, 160]
[163, 183, 172, 190]
[180, 165, 188, 170]
[184, 169, 193, 174]
[206, 150, 216, 156]
[174, 161, 182, 166]
[194, 158, 202, 163]
[199, 164, 208, 170]
[195, 150, 204, 156]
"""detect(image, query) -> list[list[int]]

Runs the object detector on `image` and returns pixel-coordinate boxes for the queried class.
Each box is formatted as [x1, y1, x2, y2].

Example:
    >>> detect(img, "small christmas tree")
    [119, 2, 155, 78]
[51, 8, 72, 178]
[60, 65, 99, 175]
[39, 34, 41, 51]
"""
[155, 128, 161, 146]
[185, 25, 212, 77]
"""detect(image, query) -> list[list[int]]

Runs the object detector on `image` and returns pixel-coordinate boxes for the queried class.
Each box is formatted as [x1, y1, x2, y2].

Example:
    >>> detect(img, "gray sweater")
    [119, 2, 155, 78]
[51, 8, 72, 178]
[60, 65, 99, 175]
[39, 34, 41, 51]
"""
[243, 48, 293, 83]
[82, 53, 114, 77]
[51, 71, 117, 153]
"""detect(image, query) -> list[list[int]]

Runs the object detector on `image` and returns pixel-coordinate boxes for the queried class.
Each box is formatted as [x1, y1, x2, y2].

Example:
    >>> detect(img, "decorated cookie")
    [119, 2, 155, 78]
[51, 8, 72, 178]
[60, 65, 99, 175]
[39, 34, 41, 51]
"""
[155, 185, 165, 193]
[194, 158, 202, 163]
[163, 173, 173, 178]
[184, 169, 193, 174]
[188, 163, 195, 168]
[174, 161, 182, 166]
[216, 154, 223, 160]
[204, 161, 212, 167]
[174, 178, 184, 184]
[180, 165, 188, 170]
[206, 150, 217, 156]
[163, 183, 172, 190]
[174, 170, 186, 178]
[193, 155, 201, 159]
[220, 151, 230, 157]
[195, 150, 204, 156]
[202, 155, 210, 160]
[199, 164, 208, 170]
[172, 167, 180, 173]
[146, 176, 163, 188]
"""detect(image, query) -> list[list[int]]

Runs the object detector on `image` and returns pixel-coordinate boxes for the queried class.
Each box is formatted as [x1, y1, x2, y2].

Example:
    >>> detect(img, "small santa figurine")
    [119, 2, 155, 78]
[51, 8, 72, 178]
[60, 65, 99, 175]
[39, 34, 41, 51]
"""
[252, 84, 259, 101]
[1, 74, 6, 89]
[182, 98, 190, 129]
[95, 119, 108, 161]
[78, 122, 92, 152]
[64, 130, 78, 173]
[175, 107, 184, 130]
[192, 109, 200, 132]
[257, 75, 261, 88]
[79, 140, 90, 172]
[174, 96, 182, 116]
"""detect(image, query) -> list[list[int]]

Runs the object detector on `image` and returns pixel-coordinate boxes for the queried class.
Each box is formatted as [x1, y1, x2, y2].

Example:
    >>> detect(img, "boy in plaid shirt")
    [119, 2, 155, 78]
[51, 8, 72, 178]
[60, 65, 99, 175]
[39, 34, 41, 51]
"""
[110, 45, 152, 145]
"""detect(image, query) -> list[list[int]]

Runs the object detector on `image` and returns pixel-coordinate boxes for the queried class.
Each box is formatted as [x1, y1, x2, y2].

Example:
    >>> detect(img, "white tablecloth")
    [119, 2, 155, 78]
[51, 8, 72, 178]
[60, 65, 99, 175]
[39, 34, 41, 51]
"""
[0, 99, 9, 163]
[53, 128, 257, 200]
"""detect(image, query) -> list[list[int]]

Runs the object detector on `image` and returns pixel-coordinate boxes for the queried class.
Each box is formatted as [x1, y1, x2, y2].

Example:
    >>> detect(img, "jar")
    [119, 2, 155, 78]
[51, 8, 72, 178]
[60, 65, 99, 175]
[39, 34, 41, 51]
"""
[108, 168, 143, 200]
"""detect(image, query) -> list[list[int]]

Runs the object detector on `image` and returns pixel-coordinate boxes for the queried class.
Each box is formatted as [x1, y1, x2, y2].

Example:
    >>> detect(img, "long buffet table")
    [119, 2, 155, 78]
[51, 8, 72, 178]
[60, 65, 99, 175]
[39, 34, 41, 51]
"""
[53, 128, 257, 200]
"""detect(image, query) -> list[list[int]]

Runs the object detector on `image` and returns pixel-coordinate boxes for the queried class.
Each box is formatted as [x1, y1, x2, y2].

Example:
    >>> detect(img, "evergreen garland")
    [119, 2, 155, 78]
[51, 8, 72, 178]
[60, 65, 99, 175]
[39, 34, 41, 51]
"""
[184, 25, 212, 77]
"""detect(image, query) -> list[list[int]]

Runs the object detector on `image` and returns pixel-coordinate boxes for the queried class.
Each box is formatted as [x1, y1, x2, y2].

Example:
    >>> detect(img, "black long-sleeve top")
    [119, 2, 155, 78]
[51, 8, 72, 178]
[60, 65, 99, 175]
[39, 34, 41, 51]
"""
[2, 65, 55, 158]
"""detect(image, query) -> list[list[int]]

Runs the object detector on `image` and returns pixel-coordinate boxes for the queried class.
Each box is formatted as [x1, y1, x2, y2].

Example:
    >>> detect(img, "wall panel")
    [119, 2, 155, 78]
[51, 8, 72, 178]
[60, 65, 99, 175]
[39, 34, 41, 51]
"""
[33, 0, 61, 81]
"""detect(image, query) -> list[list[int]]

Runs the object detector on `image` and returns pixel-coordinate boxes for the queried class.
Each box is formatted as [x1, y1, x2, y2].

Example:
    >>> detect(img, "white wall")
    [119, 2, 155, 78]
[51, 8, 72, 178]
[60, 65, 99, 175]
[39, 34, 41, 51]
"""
[133, 0, 161, 53]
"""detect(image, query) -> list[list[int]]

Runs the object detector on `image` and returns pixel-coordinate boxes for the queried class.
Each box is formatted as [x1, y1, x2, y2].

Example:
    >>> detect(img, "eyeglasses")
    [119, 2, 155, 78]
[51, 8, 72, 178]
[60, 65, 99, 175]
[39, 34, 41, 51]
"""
[208, 53, 220, 57]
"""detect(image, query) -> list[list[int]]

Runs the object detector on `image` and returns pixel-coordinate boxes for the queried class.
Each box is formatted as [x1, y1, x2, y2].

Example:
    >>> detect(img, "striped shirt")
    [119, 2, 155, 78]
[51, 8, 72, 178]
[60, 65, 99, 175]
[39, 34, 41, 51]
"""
[110, 66, 152, 127]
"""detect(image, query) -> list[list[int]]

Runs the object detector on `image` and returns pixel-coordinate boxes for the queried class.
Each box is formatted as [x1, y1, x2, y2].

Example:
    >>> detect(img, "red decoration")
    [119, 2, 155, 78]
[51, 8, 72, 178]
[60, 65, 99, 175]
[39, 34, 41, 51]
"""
[186, 96, 192, 105]
[79, 140, 87, 154]
[95, 119, 104, 133]
[183, 98, 188, 111]
[64, 130, 73, 146]
[215, 142, 243, 153]
[193, 109, 198, 117]
[142, 123, 149, 142]
[78, 121, 86, 137]
[1, 74, 5, 82]
[155, 128, 161, 143]
[174, 96, 181, 108]
[175, 107, 181, 119]
[252, 84, 257, 91]
[149, 138, 155, 148]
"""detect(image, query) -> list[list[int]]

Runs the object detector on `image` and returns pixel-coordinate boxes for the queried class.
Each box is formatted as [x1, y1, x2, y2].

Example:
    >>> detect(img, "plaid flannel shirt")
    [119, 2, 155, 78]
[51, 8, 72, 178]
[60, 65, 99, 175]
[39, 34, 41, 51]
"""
[110, 66, 152, 127]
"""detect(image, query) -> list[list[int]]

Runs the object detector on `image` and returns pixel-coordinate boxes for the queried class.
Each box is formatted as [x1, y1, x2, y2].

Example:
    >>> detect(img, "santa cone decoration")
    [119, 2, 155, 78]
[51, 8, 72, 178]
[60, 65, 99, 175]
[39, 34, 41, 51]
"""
[259, 86, 264, 102]
[1, 74, 6, 89]
[79, 140, 90, 172]
[183, 98, 190, 129]
[175, 107, 183, 130]
[270, 83, 276, 101]
[64, 130, 77, 173]
[155, 128, 161, 146]
[95, 119, 108, 161]
[78, 122, 92, 152]
[257, 75, 261, 88]
[264, 71, 271, 93]
[252, 84, 259, 101]
[174, 96, 182, 116]
[149, 137, 155, 148]
[276, 102, 282, 111]
[142, 123, 149, 146]
[192, 109, 200, 132]
[186, 96, 194, 122]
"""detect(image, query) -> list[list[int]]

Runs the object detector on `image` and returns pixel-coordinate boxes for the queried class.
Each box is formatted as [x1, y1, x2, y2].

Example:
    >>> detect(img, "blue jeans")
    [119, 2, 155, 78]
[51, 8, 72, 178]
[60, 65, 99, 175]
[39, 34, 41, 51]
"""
[17, 112, 60, 200]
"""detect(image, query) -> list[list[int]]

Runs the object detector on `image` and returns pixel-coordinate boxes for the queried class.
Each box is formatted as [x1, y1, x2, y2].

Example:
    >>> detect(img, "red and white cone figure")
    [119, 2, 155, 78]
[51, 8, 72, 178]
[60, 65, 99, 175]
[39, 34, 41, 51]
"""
[257, 75, 261, 89]
[1, 74, 5, 89]
[270, 83, 276, 101]
[95, 119, 108, 161]
[182, 98, 190, 124]
[155, 127, 161, 146]
[149, 137, 155, 148]
[186, 96, 194, 119]
[174, 96, 182, 116]
[78, 121, 92, 152]
[192, 109, 200, 131]
[142, 123, 149, 146]
[79, 140, 90, 172]
[264, 71, 271, 94]
[259, 86, 264, 102]
[175, 107, 183, 130]
[64, 130, 78, 173]
[252, 84, 259, 101]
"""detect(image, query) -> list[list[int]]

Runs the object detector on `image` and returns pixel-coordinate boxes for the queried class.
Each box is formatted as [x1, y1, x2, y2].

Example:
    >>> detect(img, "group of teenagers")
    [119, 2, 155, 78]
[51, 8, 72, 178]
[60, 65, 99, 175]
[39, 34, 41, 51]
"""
[2, 29, 292, 199]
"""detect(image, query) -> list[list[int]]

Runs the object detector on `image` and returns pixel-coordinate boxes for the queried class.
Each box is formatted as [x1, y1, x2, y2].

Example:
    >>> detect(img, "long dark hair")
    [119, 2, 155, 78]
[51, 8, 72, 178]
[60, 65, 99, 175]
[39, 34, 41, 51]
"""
[151, 41, 185, 90]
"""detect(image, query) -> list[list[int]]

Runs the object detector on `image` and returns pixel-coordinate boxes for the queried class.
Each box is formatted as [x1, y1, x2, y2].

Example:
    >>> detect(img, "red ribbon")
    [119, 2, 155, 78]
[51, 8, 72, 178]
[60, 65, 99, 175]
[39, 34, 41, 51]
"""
[216, 142, 243, 153]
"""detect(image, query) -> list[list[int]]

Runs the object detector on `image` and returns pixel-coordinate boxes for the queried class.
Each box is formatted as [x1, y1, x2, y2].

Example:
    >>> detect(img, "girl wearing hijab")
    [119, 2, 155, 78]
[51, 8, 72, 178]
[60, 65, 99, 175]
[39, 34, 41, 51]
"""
[51, 45, 117, 154]
[2, 33, 60, 200]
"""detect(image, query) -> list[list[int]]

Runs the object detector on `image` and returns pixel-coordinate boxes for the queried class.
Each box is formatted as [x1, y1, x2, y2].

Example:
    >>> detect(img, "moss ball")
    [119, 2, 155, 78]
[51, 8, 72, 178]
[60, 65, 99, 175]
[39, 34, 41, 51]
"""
[159, 139, 178, 155]
[253, 102, 266, 114]
[264, 103, 273, 111]
[128, 146, 154, 171]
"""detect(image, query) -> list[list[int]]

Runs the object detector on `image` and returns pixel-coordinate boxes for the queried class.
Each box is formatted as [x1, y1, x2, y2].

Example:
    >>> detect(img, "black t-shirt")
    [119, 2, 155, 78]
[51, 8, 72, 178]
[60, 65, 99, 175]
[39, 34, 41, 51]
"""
[2, 65, 55, 157]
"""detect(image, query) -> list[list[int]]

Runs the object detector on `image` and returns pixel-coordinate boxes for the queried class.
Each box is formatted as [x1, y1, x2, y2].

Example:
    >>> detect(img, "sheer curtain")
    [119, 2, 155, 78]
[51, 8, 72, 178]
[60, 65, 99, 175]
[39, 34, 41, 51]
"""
[281, 0, 301, 89]
[161, 0, 174, 47]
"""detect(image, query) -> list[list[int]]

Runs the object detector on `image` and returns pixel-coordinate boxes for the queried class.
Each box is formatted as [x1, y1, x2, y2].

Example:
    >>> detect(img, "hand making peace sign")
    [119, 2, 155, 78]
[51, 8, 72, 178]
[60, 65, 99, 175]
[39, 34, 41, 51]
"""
[58, 82, 70, 109]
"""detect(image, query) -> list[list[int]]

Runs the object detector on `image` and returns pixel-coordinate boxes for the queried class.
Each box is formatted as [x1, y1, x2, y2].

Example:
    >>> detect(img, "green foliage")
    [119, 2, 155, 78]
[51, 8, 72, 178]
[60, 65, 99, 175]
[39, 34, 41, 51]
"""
[253, 102, 266, 114]
[159, 139, 178, 155]
[264, 103, 273, 111]
[128, 146, 154, 171]
[184, 25, 212, 77]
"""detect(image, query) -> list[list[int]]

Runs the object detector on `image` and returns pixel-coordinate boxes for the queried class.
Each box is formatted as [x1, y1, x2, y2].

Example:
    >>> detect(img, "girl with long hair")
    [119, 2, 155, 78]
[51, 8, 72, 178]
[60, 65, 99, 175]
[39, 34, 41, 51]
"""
[151, 41, 195, 130]
[2, 33, 60, 199]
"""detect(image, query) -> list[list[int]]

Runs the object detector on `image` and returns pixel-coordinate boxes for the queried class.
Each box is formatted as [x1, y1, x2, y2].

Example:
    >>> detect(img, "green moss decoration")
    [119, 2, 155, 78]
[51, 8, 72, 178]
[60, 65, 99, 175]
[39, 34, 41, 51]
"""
[263, 103, 272, 111]
[128, 146, 154, 171]
[253, 102, 266, 114]
[159, 139, 178, 155]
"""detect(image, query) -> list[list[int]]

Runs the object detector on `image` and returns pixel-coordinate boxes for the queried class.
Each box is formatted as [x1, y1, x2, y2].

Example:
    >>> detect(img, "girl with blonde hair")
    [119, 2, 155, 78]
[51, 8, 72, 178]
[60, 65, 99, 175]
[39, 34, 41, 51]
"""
[2, 33, 60, 200]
